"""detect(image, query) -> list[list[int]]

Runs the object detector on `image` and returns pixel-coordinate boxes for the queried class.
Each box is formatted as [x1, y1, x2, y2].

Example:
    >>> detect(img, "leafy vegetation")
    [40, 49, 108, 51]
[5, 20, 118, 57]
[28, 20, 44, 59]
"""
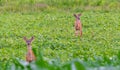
[0, 0, 120, 70]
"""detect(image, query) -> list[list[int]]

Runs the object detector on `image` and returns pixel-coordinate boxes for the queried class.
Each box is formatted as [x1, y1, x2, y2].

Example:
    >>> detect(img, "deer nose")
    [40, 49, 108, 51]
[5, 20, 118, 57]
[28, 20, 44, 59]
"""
[27, 43, 30, 45]
[77, 17, 80, 19]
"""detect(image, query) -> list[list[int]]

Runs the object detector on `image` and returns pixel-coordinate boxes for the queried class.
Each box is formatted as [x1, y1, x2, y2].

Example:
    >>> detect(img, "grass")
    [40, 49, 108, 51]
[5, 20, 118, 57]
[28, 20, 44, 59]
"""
[0, 0, 120, 70]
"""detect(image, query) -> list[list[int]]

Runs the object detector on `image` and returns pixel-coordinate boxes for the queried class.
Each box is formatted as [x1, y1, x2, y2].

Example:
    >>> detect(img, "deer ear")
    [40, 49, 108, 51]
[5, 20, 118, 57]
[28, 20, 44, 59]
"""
[30, 36, 34, 41]
[23, 37, 27, 41]
[78, 14, 81, 16]
[73, 14, 77, 18]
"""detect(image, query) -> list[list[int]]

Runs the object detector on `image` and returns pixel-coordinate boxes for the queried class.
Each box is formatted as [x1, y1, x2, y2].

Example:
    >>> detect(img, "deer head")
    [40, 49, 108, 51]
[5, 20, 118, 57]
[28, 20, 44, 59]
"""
[24, 36, 34, 46]
[74, 14, 81, 20]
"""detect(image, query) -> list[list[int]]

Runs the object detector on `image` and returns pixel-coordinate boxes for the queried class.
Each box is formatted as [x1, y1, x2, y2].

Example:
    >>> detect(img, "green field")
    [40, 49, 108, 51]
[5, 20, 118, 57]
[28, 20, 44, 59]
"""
[0, 0, 120, 70]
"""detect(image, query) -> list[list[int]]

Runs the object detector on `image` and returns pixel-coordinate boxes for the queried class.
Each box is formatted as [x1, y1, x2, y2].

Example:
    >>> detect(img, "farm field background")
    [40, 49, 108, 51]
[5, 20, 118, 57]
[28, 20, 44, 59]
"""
[0, 0, 120, 70]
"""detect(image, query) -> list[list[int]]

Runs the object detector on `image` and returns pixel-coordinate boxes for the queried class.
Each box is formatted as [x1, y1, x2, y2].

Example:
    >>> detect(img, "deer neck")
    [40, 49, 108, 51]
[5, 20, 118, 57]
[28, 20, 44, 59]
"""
[27, 45, 32, 51]
[76, 19, 81, 24]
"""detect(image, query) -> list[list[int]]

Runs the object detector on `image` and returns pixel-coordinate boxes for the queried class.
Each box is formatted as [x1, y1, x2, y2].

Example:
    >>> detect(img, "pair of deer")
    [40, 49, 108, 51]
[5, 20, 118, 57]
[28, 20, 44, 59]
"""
[23, 13, 82, 63]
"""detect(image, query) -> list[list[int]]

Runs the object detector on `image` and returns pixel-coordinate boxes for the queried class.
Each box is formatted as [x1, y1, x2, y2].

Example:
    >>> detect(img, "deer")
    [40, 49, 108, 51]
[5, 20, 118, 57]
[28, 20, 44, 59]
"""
[23, 36, 36, 63]
[73, 13, 82, 37]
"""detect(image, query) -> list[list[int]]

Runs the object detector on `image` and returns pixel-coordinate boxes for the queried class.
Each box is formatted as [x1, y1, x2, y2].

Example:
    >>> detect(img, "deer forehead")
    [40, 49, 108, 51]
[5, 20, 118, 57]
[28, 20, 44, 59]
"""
[26, 40, 32, 43]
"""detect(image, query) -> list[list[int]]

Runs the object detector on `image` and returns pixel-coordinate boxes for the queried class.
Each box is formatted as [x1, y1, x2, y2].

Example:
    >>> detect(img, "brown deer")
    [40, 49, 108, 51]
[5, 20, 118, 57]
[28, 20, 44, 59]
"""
[23, 36, 36, 63]
[74, 13, 82, 37]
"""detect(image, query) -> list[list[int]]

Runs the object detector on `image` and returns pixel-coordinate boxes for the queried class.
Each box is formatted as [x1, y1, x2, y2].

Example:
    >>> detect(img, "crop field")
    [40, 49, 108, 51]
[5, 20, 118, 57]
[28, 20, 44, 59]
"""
[0, 0, 120, 70]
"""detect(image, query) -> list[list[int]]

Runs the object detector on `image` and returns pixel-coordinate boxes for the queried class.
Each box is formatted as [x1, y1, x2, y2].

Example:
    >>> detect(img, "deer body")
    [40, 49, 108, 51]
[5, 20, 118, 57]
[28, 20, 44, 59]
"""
[74, 14, 82, 37]
[26, 45, 36, 62]
[24, 37, 36, 63]
[75, 19, 82, 31]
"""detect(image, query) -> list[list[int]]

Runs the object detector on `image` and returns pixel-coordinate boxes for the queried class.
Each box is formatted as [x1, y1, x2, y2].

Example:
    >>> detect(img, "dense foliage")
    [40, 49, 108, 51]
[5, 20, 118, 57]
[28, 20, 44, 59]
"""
[0, 0, 120, 70]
